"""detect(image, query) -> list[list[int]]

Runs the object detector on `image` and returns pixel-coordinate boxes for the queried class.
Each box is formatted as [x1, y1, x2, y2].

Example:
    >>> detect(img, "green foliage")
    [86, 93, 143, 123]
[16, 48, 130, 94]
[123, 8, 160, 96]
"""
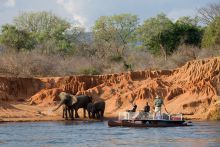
[202, 17, 220, 48]
[0, 24, 35, 51]
[109, 55, 123, 62]
[175, 16, 203, 47]
[176, 16, 199, 26]
[14, 11, 70, 33]
[80, 67, 101, 75]
[0, 11, 84, 54]
[137, 13, 174, 55]
[93, 14, 139, 57]
[0, 10, 208, 72]
[16, 11, 73, 53]
[138, 15, 203, 56]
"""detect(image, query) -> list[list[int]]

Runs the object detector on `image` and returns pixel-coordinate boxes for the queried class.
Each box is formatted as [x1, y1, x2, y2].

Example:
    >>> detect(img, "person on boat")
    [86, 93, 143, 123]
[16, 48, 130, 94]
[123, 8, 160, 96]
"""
[154, 95, 167, 119]
[127, 104, 137, 112]
[144, 102, 150, 113]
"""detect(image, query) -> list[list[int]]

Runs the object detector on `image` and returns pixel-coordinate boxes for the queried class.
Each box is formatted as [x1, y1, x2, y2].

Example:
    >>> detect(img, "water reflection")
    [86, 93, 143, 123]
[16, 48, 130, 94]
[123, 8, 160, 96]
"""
[0, 121, 220, 147]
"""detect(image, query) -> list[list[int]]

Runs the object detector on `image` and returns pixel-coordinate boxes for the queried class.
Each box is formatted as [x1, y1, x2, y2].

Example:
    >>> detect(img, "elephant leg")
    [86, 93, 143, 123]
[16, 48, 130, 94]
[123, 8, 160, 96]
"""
[92, 112, 96, 119]
[75, 109, 79, 118]
[62, 107, 65, 118]
[101, 110, 104, 118]
[89, 112, 92, 118]
[68, 109, 71, 118]
[68, 109, 71, 119]
[96, 112, 100, 119]
[70, 109, 74, 120]
[65, 108, 68, 120]
[87, 111, 91, 118]
[83, 108, 86, 118]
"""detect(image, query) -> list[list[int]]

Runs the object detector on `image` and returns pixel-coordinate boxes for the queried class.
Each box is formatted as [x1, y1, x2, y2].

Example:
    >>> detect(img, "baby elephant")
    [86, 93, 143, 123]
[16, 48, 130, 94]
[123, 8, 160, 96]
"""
[87, 101, 105, 119]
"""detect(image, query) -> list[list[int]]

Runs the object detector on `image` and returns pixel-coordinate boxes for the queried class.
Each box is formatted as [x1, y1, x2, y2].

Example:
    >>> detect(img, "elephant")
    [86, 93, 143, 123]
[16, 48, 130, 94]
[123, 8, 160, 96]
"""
[62, 105, 73, 120]
[53, 92, 92, 119]
[87, 101, 105, 119]
[53, 92, 77, 120]
[73, 95, 92, 118]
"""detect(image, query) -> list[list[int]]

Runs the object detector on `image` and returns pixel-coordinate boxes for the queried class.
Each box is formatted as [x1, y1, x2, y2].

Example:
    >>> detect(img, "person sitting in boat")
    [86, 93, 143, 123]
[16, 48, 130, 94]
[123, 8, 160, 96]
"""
[144, 102, 150, 113]
[154, 95, 167, 119]
[126, 104, 137, 112]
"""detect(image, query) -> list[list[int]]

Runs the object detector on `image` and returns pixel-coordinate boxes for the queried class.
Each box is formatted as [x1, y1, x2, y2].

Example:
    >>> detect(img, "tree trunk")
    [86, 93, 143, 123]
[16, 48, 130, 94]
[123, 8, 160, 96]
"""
[160, 44, 167, 61]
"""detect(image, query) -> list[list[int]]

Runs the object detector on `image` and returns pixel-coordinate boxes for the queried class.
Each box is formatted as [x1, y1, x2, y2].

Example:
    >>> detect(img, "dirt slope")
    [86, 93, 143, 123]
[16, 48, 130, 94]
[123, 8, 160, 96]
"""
[0, 57, 220, 121]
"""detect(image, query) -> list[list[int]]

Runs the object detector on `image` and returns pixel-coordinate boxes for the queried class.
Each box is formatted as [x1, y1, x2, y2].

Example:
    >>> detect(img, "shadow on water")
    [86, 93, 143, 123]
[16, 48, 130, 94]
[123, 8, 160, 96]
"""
[0, 121, 220, 147]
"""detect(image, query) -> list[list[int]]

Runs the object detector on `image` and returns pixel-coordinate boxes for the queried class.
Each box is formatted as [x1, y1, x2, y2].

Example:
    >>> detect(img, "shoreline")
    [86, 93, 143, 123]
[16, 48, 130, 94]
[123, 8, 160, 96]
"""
[0, 116, 118, 123]
[0, 116, 211, 123]
[0, 101, 218, 123]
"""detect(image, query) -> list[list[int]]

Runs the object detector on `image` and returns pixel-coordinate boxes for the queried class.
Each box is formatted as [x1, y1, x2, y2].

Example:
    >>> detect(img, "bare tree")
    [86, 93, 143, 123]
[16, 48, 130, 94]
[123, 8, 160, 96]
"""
[197, 3, 220, 25]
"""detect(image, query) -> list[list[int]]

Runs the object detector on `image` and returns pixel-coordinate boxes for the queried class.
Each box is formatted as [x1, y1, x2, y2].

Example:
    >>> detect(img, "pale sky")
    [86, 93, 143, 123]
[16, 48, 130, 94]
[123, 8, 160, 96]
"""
[0, 0, 219, 31]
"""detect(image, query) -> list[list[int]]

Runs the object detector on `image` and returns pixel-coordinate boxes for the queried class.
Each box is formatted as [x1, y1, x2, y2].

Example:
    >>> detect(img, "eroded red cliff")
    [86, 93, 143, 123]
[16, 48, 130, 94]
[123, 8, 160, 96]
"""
[1, 57, 220, 120]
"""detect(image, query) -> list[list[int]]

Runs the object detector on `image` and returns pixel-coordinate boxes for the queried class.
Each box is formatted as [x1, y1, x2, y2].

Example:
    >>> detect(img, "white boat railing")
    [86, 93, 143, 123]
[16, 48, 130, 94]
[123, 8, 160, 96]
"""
[118, 112, 183, 121]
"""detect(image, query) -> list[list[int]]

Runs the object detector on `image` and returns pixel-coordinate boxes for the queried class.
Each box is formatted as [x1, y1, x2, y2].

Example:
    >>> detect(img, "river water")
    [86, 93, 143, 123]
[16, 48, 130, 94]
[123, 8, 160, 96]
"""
[0, 121, 220, 147]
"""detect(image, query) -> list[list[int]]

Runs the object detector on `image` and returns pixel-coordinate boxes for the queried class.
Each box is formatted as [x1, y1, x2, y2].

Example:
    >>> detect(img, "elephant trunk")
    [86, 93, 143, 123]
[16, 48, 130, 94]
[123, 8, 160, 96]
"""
[53, 101, 64, 112]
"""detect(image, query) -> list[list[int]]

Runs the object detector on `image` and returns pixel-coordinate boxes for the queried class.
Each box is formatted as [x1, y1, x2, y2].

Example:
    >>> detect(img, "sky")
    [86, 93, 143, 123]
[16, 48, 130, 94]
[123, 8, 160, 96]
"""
[0, 0, 219, 31]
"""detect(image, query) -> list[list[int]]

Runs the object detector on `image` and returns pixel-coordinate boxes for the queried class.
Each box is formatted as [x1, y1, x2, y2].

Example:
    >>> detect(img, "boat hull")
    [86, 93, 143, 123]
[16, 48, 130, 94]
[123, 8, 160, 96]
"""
[108, 120, 192, 128]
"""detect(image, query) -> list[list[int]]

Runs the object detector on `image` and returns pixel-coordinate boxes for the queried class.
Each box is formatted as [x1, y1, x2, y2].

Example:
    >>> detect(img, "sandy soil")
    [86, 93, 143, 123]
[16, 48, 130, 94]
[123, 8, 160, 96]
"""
[0, 101, 117, 122]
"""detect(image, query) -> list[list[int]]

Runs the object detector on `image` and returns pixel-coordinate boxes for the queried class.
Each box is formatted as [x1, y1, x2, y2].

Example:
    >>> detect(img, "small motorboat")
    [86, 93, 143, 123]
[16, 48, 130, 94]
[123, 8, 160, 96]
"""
[108, 112, 192, 128]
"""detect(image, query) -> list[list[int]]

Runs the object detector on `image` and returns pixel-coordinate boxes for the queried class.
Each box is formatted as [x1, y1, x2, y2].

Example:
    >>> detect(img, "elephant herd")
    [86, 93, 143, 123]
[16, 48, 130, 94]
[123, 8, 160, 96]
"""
[53, 92, 105, 120]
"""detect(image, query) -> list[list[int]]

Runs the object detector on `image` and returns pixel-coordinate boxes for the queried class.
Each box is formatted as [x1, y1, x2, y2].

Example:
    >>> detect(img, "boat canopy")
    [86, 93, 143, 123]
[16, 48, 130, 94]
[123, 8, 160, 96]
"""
[118, 112, 183, 121]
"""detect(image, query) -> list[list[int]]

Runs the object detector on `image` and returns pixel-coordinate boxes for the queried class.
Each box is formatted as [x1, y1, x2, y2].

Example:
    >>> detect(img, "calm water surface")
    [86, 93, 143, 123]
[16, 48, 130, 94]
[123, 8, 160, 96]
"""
[0, 121, 220, 147]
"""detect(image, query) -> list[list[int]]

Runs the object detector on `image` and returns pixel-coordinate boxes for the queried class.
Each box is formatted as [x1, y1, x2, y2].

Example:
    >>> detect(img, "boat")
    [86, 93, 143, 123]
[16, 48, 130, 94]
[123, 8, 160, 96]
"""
[108, 112, 192, 128]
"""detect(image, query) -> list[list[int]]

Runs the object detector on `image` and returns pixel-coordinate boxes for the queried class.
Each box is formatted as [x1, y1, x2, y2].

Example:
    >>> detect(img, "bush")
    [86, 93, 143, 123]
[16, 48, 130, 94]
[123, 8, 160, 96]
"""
[202, 17, 220, 48]
[0, 51, 93, 77]
[0, 45, 219, 77]
[166, 45, 198, 69]
[79, 67, 101, 75]
[207, 107, 220, 120]
[109, 55, 123, 62]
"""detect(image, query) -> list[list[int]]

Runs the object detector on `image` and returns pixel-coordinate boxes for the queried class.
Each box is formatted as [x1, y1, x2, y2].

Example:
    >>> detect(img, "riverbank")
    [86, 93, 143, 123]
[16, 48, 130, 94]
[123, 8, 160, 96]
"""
[1, 57, 220, 122]
[0, 101, 210, 123]
[0, 101, 118, 122]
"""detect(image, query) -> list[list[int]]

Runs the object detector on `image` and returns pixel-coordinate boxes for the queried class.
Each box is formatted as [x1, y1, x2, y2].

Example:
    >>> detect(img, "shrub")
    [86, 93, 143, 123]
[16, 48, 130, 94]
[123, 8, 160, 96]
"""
[79, 67, 101, 75]
[109, 55, 123, 62]
[207, 107, 220, 120]
[0, 51, 93, 77]
[0, 45, 219, 77]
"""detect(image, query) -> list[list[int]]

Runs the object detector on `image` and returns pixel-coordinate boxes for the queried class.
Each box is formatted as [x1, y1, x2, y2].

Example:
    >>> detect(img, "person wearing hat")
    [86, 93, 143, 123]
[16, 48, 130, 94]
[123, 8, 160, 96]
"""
[154, 95, 167, 119]
[127, 103, 137, 112]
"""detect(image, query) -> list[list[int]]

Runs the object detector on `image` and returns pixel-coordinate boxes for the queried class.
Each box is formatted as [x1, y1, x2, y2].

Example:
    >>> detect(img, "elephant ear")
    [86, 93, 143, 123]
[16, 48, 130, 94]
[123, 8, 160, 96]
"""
[59, 92, 68, 100]
[69, 94, 77, 105]
[59, 92, 77, 106]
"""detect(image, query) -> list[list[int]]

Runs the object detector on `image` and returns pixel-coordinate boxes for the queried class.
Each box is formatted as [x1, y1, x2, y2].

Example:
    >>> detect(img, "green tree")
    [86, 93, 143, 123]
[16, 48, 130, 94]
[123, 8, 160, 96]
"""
[0, 24, 35, 51]
[175, 16, 203, 47]
[6, 11, 84, 54]
[62, 26, 85, 54]
[93, 14, 139, 59]
[137, 14, 174, 59]
[202, 17, 220, 48]
[138, 15, 203, 60]
[14, 11, 69, 34]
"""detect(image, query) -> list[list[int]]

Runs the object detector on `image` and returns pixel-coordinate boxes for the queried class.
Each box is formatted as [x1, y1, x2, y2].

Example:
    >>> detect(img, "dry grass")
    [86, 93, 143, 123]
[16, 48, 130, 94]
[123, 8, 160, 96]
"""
[0, 45, 219, 77]
[0, 51, 93, 77]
